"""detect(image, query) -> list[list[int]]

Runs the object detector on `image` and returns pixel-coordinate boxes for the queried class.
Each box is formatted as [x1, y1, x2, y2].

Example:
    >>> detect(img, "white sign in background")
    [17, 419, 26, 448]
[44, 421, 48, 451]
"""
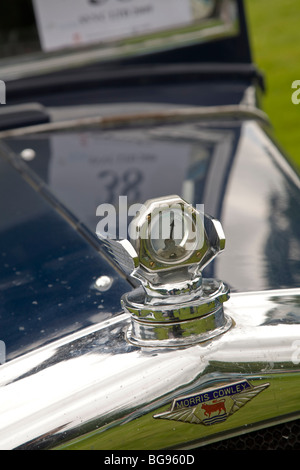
[33, 0, 193, 52]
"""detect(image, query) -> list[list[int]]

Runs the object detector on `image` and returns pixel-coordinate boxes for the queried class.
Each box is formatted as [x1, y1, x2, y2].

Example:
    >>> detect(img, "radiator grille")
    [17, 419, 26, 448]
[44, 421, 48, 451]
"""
[203, 420, 300, 450]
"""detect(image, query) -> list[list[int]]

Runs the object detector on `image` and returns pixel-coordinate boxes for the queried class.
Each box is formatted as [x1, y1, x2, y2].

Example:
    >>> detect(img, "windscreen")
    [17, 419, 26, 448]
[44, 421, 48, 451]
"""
[0, 0, 239, 76]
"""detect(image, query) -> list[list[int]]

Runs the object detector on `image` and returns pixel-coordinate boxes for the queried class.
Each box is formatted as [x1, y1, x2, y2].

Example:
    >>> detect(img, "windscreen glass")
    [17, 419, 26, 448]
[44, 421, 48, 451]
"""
[0, 0, 239, 71]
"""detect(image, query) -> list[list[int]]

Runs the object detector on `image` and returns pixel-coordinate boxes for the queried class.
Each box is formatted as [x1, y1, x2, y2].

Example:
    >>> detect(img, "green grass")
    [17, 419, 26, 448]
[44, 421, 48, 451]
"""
[245, 0, 300, 172]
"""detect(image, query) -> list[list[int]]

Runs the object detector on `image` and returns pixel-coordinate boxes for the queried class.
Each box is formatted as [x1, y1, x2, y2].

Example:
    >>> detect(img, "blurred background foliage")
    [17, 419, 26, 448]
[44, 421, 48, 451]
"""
[245, 0, 300, 173]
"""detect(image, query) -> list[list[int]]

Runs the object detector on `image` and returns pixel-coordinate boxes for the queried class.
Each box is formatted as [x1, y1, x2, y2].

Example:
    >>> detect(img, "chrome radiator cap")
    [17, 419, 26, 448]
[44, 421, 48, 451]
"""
[98, 195, 231, 347]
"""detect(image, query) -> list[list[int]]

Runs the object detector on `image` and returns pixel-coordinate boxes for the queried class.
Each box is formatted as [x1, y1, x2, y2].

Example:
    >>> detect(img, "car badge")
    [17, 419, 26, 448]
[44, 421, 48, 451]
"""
[97, 195, 232, 347]
[153, 380, 270, 425]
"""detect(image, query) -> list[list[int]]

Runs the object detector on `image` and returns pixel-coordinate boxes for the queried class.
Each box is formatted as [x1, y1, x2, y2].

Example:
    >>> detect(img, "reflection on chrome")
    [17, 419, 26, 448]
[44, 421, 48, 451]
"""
[0, 288, 299, 449]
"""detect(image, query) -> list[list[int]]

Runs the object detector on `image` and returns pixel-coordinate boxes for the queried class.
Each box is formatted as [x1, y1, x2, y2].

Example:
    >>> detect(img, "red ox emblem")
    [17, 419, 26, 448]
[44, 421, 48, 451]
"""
[201, 399, 226, 417]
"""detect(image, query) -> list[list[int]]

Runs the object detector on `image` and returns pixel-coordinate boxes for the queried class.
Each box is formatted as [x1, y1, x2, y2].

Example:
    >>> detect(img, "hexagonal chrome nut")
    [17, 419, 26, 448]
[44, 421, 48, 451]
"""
[129, 195, 225, 274]
[97, 195, 225, 291]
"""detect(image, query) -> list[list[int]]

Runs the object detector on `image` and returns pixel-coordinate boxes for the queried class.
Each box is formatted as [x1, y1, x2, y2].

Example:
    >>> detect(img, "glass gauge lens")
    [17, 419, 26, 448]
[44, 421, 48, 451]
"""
[149, 207, 197, 263]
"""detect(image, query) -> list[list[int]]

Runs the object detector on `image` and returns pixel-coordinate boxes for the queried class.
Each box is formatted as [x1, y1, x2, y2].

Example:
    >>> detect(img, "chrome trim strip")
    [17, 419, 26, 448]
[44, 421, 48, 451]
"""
[0, 104, 270, 139]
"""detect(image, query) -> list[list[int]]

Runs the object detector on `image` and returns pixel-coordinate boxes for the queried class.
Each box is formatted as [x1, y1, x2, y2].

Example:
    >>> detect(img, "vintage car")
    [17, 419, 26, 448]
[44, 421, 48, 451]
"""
[0, 0, 299, 451]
